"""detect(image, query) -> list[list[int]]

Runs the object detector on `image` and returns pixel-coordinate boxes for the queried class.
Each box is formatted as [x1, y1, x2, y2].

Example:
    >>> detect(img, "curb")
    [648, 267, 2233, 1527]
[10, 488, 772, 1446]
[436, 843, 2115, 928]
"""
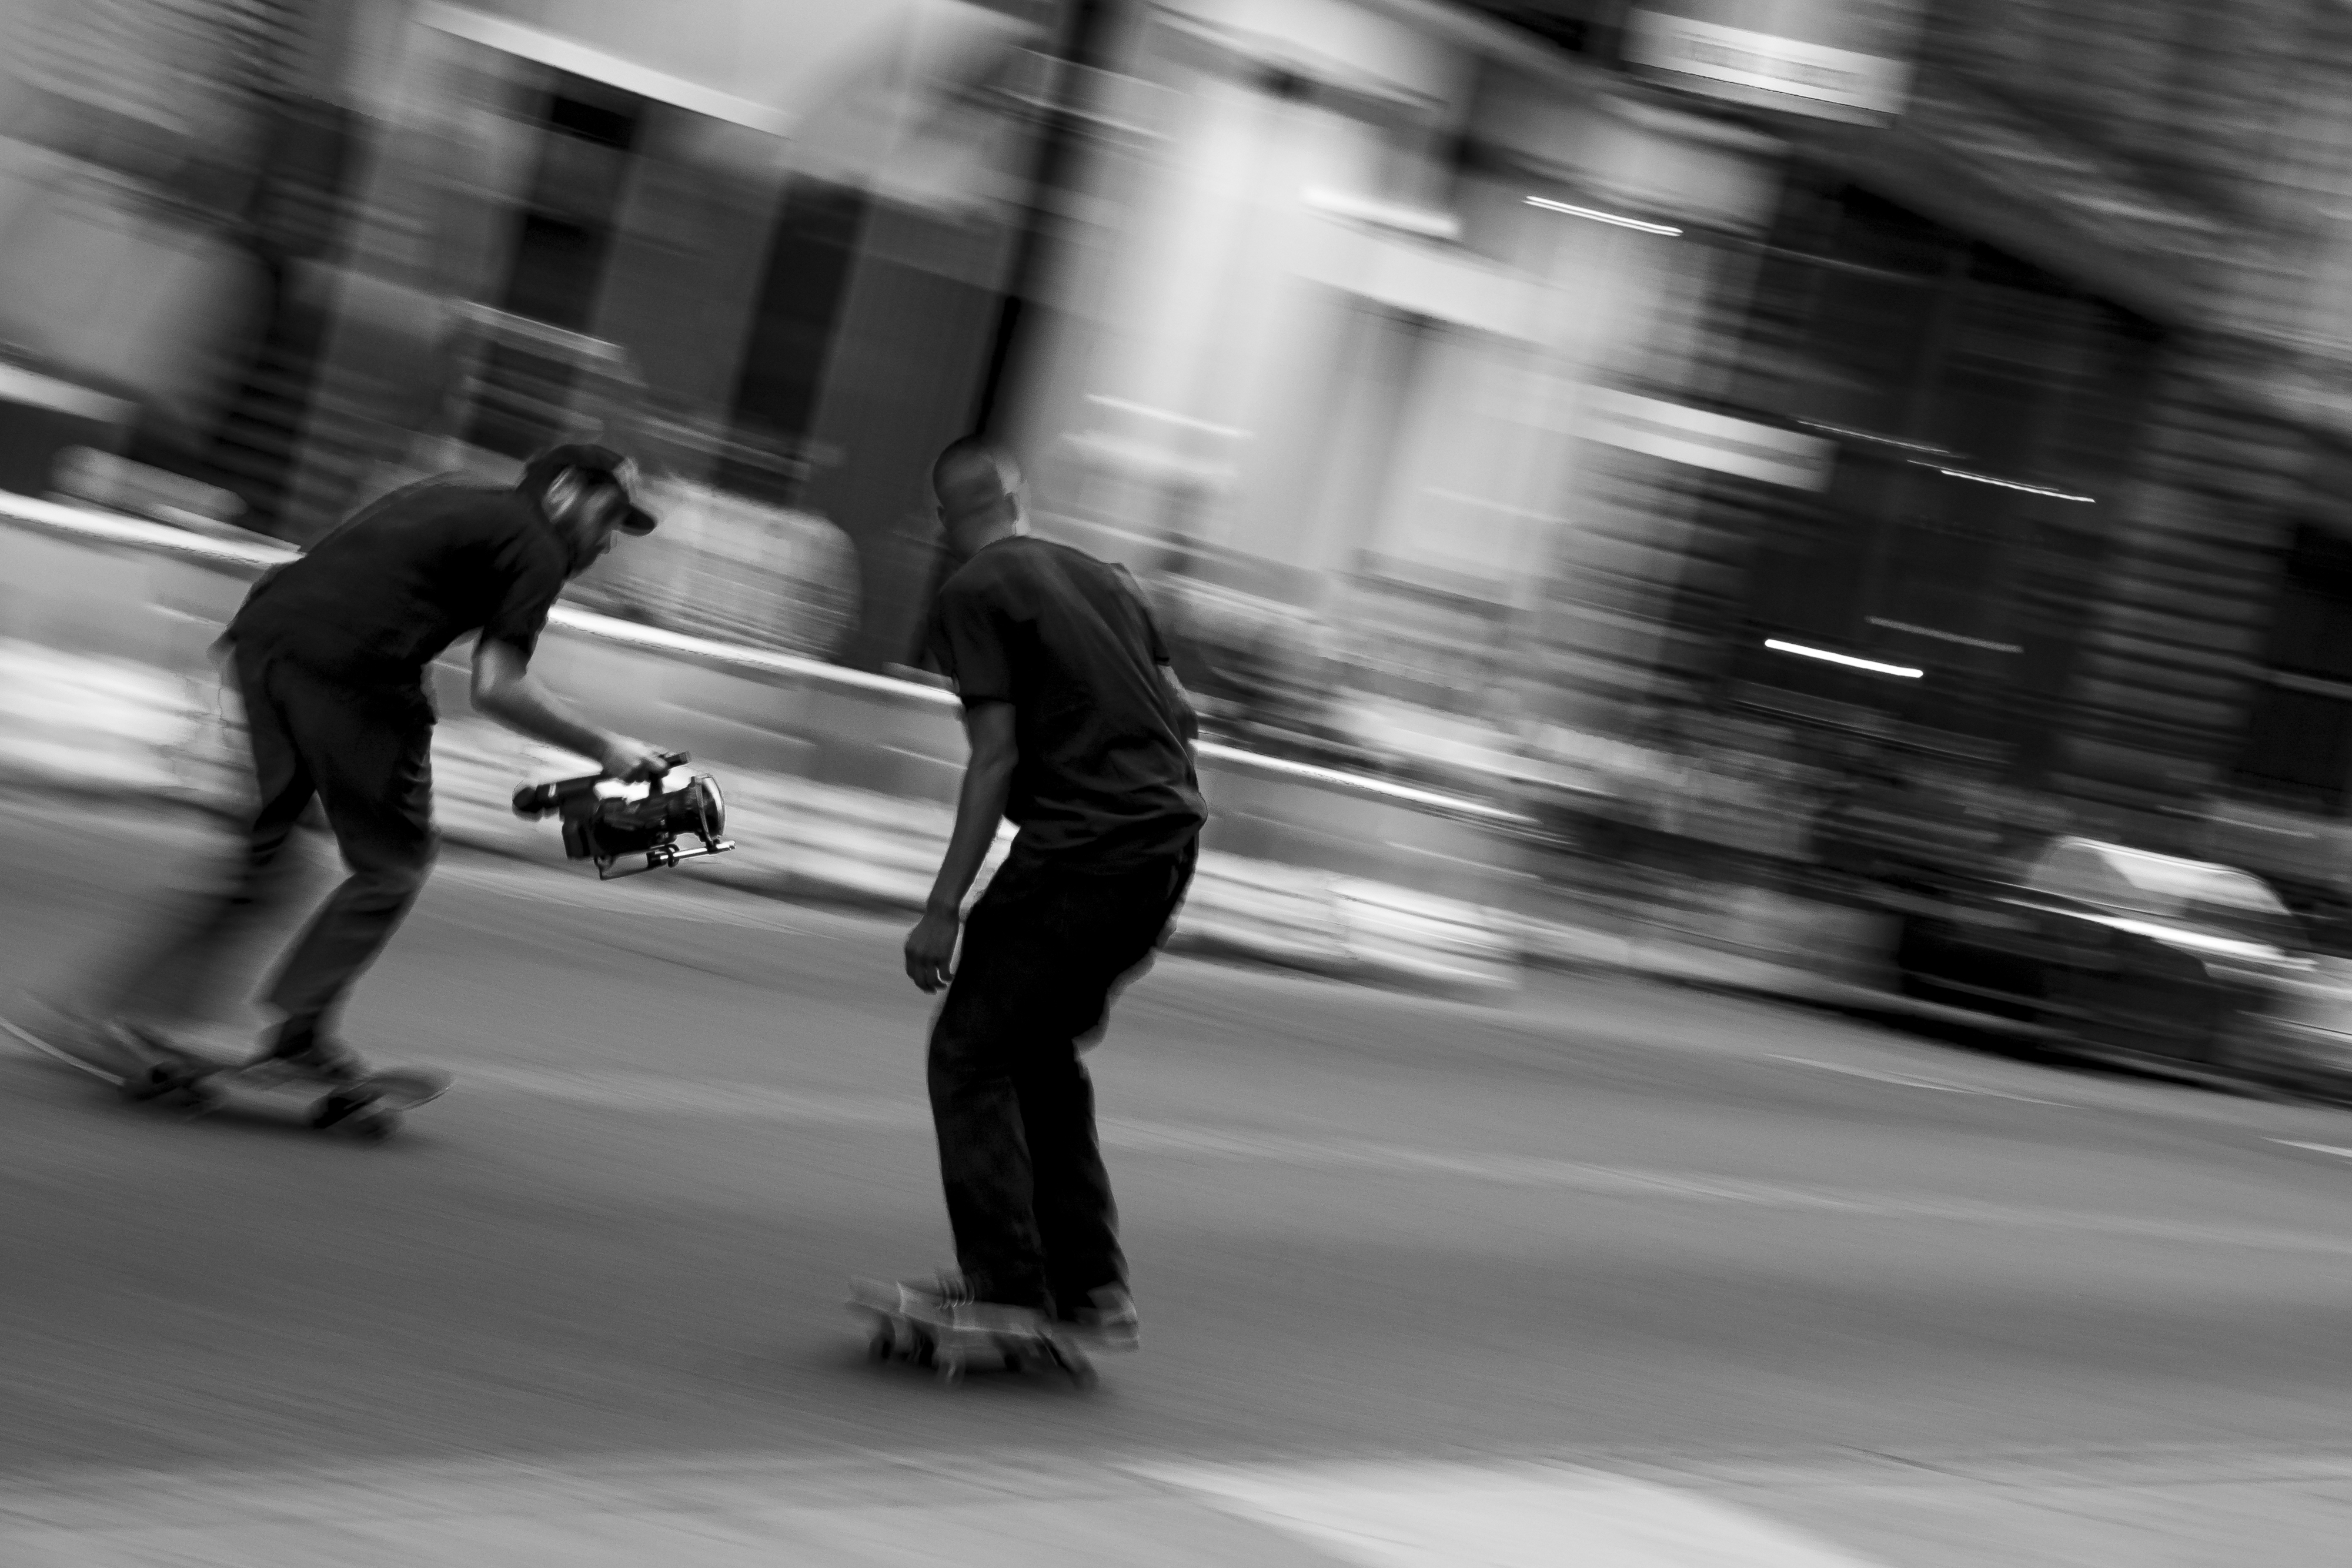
[0, 644, 1523, 997]
[4, 638, 1955, 1010]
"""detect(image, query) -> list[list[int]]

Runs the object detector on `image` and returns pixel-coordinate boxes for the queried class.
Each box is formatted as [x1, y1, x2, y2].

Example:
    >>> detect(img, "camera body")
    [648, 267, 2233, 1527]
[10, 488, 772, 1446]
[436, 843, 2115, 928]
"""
[512, 751, 734, 880]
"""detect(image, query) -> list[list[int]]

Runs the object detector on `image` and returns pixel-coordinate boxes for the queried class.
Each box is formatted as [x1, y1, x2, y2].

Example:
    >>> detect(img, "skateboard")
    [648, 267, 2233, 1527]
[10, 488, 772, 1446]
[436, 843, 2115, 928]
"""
[4, 1015, 449, 1144]
[847, 1277, 1097, 1389]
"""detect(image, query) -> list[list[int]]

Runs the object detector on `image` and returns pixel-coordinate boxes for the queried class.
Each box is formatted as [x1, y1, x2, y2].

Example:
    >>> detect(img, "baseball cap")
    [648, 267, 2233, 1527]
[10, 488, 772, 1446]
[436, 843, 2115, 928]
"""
[520, 443, 658, 535]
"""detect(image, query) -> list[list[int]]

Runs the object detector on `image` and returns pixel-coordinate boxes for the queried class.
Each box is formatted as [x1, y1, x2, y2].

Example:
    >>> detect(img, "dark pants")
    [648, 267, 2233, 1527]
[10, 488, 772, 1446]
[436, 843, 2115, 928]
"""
[91, 652, 437, 1042]
[927, 841, 1197, 1315]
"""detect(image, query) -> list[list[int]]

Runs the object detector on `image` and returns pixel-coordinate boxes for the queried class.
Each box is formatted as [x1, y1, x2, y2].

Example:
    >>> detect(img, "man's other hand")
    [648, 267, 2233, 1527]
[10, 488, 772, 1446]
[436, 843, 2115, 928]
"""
[600, 736, 671, 781]
[904, 909, 960, 992]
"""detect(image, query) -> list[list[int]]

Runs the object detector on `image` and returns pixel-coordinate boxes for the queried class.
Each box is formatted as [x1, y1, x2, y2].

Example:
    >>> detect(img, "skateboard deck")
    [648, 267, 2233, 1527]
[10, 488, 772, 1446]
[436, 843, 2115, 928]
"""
[4, 1015, 449, 1144]
[847, 1277, 1097, 1389]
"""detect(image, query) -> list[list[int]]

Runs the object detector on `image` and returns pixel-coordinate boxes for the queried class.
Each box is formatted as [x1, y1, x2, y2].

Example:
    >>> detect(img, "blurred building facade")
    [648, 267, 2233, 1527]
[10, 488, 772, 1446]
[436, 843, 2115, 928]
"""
[972, 0, 2352, 870]
[1747, 0, 2352, 850]
[994, 0, 1791, 772]
[10, 0, 2352, 871]
[1636, 0, 2352, 877]
[0, 0, 1062, 665]
[976, 0, 2352, 867]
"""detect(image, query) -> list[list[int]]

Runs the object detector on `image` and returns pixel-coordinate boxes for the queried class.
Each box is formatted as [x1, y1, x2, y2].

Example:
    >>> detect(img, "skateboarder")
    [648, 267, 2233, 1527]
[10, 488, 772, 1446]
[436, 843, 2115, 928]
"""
[56, 443, 673, 1081]
[898, 436, 1206, 1349]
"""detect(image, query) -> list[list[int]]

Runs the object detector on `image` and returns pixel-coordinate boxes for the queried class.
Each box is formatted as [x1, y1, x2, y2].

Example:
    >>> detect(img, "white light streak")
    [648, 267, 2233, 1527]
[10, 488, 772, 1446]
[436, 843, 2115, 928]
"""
[1524, 196, 1682, 236]
[1763, 639, 1923, 678]
[1304, 187, 1462, 239]
[1424, 487, 1564, 523]
[1866, 617, 2022, 653]
[1083, 396, 1251, 439]
[1916, 462, 2095, 502]
[1795, 419, 1950, 456]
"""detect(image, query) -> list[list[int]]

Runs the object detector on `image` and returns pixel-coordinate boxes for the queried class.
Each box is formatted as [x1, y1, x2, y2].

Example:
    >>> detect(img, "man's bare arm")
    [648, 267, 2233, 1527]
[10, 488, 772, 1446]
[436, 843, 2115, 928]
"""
[470, 639, 664, 778]
[926, 701, 1019, 917]
[1160, 664, 1200, 748]
[904, 701, 1018, 991]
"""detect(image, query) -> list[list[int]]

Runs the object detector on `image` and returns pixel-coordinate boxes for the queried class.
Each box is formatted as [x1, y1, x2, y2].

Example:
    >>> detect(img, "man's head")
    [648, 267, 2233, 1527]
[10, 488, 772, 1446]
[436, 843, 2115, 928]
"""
[931, 437, 1025, 560]
[521, 443, 657, 573]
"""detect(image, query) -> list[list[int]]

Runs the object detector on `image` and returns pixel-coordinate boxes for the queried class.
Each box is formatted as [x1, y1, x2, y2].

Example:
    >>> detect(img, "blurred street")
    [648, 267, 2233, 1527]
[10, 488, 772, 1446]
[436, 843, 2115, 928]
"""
[19, 0, 2352, 1561]
[12, 796, 2352, 1564]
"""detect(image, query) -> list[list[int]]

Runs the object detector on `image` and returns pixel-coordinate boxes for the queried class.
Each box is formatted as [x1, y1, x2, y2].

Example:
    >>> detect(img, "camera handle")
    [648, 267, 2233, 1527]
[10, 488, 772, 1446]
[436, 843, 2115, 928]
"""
[599, 839, 731, 880]
[511, 750, 691, 820]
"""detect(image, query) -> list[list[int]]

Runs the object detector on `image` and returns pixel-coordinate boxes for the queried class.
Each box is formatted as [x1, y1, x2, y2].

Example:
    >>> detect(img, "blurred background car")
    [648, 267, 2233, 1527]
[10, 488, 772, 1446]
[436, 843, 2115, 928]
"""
[1895, 836, 2328, 1074]
[2217, 958, 2352, 1106]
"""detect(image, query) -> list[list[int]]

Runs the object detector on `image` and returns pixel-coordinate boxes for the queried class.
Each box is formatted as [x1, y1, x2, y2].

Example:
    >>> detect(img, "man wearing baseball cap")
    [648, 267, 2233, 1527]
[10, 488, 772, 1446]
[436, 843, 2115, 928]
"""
[66, 442, 670, 1083]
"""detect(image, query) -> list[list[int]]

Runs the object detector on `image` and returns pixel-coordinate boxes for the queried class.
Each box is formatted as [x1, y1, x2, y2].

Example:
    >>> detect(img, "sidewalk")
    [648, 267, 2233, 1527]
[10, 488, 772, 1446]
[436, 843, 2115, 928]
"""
[0, 634, 1953, 1017]
[8, 1445, 2352, 1566]
[0, 638, 1526, 998]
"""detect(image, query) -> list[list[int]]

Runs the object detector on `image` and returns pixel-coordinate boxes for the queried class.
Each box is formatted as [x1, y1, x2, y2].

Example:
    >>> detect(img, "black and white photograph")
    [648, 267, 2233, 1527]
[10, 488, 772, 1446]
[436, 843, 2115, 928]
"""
[6, 0, 2352, 1562]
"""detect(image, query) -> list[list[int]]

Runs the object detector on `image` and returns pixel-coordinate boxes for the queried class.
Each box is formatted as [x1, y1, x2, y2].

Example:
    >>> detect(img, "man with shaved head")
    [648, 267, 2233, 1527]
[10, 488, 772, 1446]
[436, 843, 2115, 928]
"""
[891, 434, 1205, 1354]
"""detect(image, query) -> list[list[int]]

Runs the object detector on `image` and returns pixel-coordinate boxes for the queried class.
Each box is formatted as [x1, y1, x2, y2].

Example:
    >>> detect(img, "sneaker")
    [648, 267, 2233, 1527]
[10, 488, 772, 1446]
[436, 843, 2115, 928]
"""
[1061, 1285, 1140, 1352]
[253, 1029, 370, 1085]
[860, 1272, 1050, 1334]
[853, 1271, 967, 1316]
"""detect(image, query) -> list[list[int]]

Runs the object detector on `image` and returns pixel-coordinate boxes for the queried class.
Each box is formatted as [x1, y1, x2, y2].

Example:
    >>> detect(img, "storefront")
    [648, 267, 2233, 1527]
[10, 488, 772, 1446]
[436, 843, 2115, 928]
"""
[1663, 170, 2166, 787]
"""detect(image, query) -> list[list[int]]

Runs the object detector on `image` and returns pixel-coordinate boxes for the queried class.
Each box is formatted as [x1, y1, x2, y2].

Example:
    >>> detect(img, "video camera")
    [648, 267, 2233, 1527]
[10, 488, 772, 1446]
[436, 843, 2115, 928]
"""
[511, 751, 735, 880]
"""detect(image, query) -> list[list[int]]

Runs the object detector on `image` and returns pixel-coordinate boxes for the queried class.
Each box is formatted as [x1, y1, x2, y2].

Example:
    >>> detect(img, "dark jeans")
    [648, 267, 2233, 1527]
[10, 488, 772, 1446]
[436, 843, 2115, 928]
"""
[928, 840, 1197, 1315]
[89, 651, 437, 1042]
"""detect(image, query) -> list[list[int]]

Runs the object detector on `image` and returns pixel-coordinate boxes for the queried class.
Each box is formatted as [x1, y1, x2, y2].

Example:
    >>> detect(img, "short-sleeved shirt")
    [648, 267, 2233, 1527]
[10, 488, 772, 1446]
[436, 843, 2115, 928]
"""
[925, 536, 1206, 870]
[224, 480, 573, 693]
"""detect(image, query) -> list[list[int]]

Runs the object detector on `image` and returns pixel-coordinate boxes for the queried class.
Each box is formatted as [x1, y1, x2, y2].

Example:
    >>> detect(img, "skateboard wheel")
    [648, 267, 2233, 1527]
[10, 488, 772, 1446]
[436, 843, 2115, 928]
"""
[120, 1065, 181, 1104]
[171, 1084, 222, 1117]
[866, 1328, 894, 1362]
[935, 1351, 967, 1387]
[346, 1112, 399, 1144]
[1067, 1362, 1100, 1391]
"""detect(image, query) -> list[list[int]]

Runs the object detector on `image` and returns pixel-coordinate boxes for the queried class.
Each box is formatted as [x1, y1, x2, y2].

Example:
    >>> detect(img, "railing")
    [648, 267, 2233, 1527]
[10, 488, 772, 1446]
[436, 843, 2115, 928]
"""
[0, 489, 1526, 829]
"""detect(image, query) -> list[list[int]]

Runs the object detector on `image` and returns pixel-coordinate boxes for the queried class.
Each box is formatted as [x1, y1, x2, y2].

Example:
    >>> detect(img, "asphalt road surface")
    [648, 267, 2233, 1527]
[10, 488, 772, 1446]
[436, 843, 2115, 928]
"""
[8, 795, 2352, 1564]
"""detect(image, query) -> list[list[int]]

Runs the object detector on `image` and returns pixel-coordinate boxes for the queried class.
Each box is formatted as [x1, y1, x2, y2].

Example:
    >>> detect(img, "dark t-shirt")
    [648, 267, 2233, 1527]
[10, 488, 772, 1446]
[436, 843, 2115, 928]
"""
[925, 536, 1206, 869]
[225, 480, 573, 691]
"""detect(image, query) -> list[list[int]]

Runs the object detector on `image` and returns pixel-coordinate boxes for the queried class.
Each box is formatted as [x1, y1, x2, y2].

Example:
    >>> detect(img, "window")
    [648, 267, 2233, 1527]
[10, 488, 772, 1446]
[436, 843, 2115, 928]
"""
[2265, 524, 2352, 683]
[2230, 520, 2352, 814]
[2231, 684, 2352, 814]
[465, 78, 645, 460]
[1684, 175, 2157, 780]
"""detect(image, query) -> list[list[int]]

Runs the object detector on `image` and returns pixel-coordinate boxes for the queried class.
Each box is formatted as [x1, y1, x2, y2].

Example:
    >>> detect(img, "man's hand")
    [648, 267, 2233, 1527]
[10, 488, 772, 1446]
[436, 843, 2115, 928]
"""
[599, 735, 671, 782]
[904, 908, 960, 993]
[908, 702, 1015, 994]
